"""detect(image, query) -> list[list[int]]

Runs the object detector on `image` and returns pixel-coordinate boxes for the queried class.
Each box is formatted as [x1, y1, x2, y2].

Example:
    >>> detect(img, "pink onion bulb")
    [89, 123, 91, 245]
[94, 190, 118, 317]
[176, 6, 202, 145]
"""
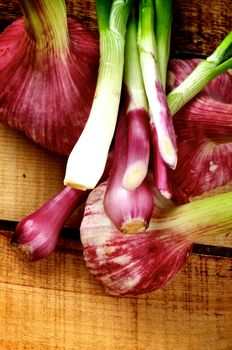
[12, 187, 88, 261]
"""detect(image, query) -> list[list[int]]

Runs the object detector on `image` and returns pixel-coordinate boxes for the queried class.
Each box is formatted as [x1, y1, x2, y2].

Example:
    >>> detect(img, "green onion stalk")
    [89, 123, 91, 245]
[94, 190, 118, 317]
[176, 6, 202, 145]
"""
[167, 31, 232, 116]
[64, 0, 134, 190]
[154, 0, 173, 89]
[121, 15, 150, 191]
[152, 0, 173, 198]
[137, 0, 173, 198]
[20, 0, 68, 55]
[138, 0, 177, 171]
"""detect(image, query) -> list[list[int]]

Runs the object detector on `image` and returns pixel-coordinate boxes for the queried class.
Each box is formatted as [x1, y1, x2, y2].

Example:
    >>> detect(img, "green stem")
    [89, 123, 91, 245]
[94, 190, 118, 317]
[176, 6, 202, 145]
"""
[150, 190, 232, 244]
[124, 15, 148, 110]
[154, 0, 173, 88]
[138, 0, 177, 169]
[96, 0, 112, 31]
[64, 0, 134, 190]
[167, 31, 232, 116]
[138, 0, 157, 56]
[19, 0, 68, 54]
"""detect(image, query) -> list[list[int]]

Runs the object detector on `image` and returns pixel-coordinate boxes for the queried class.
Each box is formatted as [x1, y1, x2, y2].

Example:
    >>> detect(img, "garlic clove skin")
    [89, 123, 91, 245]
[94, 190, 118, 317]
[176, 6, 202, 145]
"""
[81, 181, 192, 296]
[0, 18, 99, 155]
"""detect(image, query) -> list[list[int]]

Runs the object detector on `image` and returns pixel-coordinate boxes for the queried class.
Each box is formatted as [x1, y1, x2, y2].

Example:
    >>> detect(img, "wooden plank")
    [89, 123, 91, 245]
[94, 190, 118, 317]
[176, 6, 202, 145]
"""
[0, 123, 82, 228]
[0, 0, 231, 57]
[0, 122, 232, 248]
[0, 232, 231, 350]
[171, 0, 232, 57]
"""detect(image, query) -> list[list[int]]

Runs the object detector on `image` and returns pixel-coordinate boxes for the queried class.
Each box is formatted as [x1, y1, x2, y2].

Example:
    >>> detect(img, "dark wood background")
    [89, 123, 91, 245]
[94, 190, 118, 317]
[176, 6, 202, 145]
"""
[1, 0, 232, 57]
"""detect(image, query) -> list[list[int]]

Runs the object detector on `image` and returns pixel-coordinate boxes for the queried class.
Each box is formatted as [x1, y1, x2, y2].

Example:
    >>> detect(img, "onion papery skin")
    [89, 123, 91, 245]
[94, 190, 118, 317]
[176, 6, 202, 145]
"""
[81, 181, 192, 296]
[167, 59, 232, 203]
[0, 18, 99, 155]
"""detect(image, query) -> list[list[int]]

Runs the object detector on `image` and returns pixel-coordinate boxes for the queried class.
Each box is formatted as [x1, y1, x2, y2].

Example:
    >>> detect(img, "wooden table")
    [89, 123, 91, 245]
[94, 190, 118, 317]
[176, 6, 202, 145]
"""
[0, 1, 232, 349]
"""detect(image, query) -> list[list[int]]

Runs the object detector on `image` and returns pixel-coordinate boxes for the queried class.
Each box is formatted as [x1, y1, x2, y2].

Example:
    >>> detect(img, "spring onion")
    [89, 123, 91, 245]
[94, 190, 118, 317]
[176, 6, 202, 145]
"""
[64, 0, 134, 190]
[138, 0, 177, 169]
[121, 15, 150, 191]
[103, 103, 154, 233]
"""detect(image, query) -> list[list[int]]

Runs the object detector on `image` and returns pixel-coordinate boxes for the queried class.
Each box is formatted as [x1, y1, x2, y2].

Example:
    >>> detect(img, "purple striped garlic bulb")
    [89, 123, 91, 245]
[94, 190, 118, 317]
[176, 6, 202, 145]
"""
[81, 179, 232, 296]
[167, 59, 232, 203]
[0, 0, 99, 155]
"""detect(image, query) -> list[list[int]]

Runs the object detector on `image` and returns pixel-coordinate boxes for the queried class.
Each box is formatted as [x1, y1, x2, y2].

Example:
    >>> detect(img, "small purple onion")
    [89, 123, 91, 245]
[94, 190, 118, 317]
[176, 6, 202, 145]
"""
[11, 187, 88, 261]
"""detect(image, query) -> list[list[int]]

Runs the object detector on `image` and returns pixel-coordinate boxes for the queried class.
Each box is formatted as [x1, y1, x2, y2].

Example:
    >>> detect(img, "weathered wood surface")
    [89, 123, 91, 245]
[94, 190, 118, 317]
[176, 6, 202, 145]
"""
[0, 232, 231, 350]
[0, 123, 83, 228]
[0, 0, 231, 57]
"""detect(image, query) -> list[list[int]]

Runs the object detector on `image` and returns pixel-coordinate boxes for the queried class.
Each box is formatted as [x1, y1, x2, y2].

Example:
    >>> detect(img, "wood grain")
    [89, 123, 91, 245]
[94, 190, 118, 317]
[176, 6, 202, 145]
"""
[0, 0, 231, 57]
[0, 232, 231, 350]
[0, 123, 83, 228]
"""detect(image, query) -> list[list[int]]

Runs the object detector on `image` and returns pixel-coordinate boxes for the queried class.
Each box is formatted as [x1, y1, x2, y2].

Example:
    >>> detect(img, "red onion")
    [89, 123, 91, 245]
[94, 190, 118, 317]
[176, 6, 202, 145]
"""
[0, 0, 99, 155]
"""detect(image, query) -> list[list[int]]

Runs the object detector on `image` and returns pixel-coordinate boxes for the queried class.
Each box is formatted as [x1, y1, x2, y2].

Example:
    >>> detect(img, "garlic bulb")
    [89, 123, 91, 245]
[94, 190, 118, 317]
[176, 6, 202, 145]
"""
[81, 181, 191, 296]
[81, 180, 232, 296]
[0, 0, 99, 155]
[167, 59, 232, 203]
